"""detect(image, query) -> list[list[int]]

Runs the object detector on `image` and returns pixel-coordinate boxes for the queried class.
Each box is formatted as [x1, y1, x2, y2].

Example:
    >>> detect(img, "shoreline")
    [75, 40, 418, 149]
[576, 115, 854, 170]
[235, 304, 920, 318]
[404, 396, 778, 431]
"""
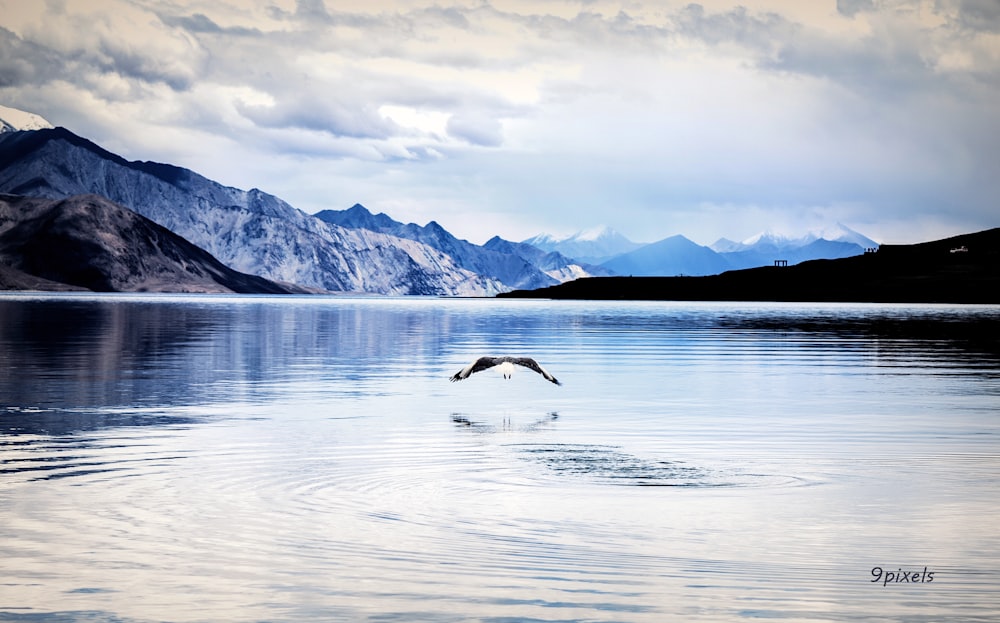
[499, 227, 1000, 304]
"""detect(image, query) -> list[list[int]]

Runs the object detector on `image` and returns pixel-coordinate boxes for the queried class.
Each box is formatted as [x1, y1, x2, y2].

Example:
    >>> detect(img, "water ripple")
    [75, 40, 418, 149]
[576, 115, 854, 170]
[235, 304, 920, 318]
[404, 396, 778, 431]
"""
[2, 298, 998, 623]
[0, 433, 190, 484]
[509, 443, 805, 488]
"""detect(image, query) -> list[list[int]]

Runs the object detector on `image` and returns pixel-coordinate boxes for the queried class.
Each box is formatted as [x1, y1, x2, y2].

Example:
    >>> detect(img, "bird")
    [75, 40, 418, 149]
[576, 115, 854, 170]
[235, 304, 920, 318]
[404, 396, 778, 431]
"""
[450, 356, 562, 385]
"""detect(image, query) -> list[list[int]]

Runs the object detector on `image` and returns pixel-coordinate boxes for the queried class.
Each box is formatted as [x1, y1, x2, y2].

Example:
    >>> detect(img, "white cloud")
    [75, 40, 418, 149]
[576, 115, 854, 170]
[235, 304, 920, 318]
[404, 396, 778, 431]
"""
[446, 111, 503, 146]
[0, 0, 997, 244]
[380, 105, 449, 137]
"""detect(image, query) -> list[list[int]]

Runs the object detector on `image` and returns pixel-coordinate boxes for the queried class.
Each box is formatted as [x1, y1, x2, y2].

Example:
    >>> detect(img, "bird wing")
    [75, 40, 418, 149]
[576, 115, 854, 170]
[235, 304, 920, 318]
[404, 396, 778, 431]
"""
[511, 357, 562, 385]
[450, 356, 499, 381]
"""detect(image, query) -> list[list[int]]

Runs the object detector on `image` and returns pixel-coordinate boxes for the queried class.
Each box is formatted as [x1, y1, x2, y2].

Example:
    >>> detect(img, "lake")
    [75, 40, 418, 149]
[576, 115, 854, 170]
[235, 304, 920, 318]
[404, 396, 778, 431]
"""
[1, 294, 998, 623]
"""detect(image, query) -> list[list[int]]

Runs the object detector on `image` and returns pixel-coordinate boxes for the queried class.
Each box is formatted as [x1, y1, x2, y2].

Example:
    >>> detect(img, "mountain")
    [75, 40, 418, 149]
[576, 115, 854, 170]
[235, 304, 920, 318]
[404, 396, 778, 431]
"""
[720, 239, 866, 270]
[316, 204, 610, 290]
[523, 224, 876, 277]
[0, 105, 54, 133]
[709, 237, 743, 253]
[0, 106, 881, 293]
[796, 223, 878, 249]
[481, 236, 614, 282]
[317, 203, 400, 232]
[316, 204, 556, 291]
[711, 224, 878, 270]
[500, 228, 1000, 304]
[715, 223, 877, 252]
[600, 234, 733, 277]
[523, 226, 642, 265]
[0, 127, 500, 295]
[0, 194, 300, 293]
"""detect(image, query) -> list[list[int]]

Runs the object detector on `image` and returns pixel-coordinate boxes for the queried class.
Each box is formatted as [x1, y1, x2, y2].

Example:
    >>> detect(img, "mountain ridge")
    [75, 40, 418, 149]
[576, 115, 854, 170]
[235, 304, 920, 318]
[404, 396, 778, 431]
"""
[713, 224, 878, 253]
[0, 122, 608, 295]
[600, 234, 732, 277]
[315, 203, 608, 290]
[0, 105, 919, 295]
[0, 193, 302, 293]
[527, 223, 879, 276]
[0, 127, 502, 295]
[523, 226, 642, 265]
[500, 228, 1000, 303]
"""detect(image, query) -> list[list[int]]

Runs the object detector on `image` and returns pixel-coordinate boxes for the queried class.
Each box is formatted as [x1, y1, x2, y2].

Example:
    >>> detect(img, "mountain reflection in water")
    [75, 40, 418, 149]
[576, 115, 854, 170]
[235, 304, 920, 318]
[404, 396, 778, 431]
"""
[1, 294, 998, 623]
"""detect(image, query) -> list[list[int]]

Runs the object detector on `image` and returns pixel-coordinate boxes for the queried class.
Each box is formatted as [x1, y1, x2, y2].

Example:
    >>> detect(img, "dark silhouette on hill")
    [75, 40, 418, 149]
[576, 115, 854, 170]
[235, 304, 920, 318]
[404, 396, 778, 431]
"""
[499, 228, 1000, 304]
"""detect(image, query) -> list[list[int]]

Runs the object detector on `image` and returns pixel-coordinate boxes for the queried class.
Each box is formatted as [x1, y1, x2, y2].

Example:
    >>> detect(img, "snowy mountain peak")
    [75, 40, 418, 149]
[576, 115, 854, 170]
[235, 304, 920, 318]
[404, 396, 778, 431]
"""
[0, 104, 54, 133]
[573, 224, 619, 242]
[740, 230, 783, 247]
[811, 223, 879, 248]
[524, 225, 627, 245]
[718, 224, 878, 252]
[710, 237, 742, 253]
[521, 232, 558, 246]
[522, 226, 641, 265]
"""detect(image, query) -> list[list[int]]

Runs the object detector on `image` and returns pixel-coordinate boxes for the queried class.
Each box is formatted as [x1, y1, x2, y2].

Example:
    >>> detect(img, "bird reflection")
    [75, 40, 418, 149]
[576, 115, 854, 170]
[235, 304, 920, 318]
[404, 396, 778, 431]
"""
[451, 412, 559, 433]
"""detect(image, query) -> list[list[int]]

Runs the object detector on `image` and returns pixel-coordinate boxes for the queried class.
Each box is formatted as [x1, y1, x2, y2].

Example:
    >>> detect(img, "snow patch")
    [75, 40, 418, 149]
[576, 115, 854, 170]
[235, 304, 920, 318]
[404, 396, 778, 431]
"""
[734, 224, 877, 251]
[0, 105, 54, 132]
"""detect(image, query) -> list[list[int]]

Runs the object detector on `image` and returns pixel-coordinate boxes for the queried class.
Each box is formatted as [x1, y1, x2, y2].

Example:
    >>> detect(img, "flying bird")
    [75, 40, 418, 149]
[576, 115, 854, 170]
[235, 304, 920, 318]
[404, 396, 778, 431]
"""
[450, 356, 562, 385]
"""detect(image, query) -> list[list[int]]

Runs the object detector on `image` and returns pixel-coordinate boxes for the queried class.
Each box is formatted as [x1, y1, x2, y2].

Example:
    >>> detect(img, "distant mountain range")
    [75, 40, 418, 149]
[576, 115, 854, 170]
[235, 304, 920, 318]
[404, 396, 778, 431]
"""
[0, 104, 884, 295]
[527, 224, 877, 277]
[501, 227, 1000, 304]
[523, 226, 643, 265]
[0, 107, 611, 295]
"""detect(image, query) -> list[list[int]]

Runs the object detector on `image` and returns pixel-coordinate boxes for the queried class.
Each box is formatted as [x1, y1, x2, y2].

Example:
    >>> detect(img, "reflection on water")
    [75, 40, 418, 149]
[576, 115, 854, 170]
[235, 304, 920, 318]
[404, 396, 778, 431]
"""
[514, 443, 712, 486]
[451, 411, 559, 433]
[0, 295, 461, 434]
[1, 294, 999, 622]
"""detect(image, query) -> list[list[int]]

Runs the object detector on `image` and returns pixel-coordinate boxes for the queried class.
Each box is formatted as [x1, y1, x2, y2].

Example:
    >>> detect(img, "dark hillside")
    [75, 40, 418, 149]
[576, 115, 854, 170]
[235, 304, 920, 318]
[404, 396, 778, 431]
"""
[499, 228, 1000, 303]
[0, 193, 303, 293]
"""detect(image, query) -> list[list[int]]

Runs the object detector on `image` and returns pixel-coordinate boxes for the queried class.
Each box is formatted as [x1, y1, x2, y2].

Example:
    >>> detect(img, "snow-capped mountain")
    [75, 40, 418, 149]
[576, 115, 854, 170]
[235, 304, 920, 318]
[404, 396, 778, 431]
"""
[711, 224, 878, 270]
[527, 223, 878, 277]
[0, 105, 882, 293]
[523, 226, 642, 265]
[481, 236, 614, 282]
[317, 204, 610, 289]
[0, 105, 54, 133]
[318, 205, 557, 291]
[715, 224, 878, 253]
[0, 127, 501, 295]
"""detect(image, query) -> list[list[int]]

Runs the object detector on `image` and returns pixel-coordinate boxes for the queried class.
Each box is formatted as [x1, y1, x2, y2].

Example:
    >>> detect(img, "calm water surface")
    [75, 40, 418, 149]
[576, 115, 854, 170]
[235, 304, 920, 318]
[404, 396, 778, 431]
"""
[1, 294, 999, 622]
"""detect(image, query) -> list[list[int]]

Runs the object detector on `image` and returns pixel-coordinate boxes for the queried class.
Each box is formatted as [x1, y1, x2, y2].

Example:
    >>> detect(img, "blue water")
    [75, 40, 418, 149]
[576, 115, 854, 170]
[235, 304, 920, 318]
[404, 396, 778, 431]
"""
[1, 294, 999, 622]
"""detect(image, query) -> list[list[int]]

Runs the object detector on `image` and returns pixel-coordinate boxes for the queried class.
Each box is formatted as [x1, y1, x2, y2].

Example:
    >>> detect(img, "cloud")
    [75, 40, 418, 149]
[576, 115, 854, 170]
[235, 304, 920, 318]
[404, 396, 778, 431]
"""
[836, 0, 875, 18]
[159, 12, 263, 37]
[0, 26, 61, 87]
[235, 96, 397, 140]
[674, 3, 797, 53]
[0, 0, 997, 244]
[446, 111, 503, 146]
[956, 0, 1000, 31]
[294, 0, 332, 24]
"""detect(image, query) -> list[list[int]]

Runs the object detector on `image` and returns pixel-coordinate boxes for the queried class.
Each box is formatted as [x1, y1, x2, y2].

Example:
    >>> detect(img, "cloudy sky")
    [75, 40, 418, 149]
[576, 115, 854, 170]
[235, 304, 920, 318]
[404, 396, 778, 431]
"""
[1, 0, 997, 244]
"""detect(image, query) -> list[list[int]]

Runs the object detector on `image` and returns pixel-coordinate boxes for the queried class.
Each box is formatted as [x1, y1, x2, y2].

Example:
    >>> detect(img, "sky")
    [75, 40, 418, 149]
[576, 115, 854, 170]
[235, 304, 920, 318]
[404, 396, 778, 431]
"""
[1, 0, 998, 245]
